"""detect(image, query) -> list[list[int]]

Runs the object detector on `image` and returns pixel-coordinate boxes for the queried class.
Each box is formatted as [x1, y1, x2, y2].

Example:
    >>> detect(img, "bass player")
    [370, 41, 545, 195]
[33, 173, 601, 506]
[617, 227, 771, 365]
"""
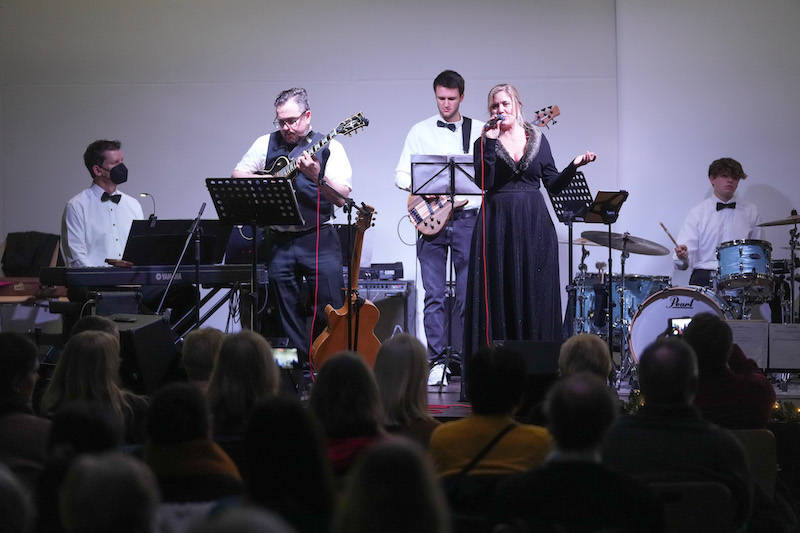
[394, 70, 484, 385]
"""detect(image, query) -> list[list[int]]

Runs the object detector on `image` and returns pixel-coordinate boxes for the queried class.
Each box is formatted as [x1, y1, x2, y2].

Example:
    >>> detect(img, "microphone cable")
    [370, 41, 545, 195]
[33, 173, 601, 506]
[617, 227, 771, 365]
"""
[480, 134, 491, 347]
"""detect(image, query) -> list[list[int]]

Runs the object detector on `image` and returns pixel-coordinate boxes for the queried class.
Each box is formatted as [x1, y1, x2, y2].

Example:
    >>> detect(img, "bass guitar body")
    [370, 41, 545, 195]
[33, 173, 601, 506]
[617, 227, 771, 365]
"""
[407, 195, 468, 236]
[310, 300, 381, 369]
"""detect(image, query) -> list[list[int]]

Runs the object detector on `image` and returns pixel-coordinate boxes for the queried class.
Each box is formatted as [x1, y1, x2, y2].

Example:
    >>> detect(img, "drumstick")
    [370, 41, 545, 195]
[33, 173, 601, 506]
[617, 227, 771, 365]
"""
[659, 221, 679, 247]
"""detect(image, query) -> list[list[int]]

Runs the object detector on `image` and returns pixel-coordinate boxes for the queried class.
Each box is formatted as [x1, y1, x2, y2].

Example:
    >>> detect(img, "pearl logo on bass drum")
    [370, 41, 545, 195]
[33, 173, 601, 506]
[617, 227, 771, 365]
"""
[667, 296, 695, 309]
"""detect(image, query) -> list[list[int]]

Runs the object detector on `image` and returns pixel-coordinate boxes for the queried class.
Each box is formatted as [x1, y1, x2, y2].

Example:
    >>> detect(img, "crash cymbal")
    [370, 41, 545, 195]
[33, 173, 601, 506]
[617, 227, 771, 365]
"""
[759, 214, 800, 227]
[558, 237, 603, 247]
[581, 231, 671, 256]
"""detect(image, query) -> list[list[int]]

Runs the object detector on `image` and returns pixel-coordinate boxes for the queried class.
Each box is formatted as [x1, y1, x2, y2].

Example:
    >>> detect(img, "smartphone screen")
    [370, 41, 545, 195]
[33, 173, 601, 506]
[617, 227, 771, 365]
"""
[668, 317, 693, 336]
[274, 347, 299, 369]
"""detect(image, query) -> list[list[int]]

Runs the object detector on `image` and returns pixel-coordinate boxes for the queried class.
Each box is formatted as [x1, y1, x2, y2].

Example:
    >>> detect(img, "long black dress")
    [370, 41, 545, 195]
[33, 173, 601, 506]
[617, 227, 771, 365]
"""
[463, 124, 576, 360]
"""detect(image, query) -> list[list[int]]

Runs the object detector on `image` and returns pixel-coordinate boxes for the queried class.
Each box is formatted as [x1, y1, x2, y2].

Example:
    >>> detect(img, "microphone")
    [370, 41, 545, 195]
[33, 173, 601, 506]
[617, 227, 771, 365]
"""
[483, 114, 505, 130]
[139, 192, 157, 228]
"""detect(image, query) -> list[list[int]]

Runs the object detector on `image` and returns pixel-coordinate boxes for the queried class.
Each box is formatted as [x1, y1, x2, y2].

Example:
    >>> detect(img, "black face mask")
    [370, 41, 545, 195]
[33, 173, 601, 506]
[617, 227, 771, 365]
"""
[109, 163, 128, 185]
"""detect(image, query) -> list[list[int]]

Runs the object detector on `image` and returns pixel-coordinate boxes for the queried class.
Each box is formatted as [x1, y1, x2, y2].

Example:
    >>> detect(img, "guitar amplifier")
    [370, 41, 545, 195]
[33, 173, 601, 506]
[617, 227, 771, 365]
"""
[358, 280, 415, 341]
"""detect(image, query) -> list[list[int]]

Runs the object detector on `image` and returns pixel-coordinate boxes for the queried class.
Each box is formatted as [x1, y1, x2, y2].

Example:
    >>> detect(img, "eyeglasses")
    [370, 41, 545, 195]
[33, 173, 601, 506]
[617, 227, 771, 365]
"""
[273, 113, 306, 129]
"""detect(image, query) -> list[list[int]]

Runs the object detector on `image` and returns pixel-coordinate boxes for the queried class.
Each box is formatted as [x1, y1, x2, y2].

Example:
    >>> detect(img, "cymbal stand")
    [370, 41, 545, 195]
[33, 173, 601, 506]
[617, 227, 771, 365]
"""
[574, 246, 591, 334]
[789, 213, 798, 323]
[615, 234, 636, 389]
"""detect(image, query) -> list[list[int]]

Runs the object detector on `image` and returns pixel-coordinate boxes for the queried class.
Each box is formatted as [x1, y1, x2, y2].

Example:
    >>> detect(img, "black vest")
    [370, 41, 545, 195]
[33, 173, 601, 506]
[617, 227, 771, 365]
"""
[265, 131, 333, 231]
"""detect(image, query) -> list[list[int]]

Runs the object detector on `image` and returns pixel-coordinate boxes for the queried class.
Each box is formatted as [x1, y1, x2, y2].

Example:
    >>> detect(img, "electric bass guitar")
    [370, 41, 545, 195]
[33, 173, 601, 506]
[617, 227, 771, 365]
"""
[406, 105, 560, 236]
[263, 112, 369, 177]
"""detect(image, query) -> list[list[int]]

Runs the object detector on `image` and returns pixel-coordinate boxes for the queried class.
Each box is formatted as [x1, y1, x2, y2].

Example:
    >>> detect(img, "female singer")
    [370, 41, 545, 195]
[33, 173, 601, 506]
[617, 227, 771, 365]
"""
[463, 84, 596, 360]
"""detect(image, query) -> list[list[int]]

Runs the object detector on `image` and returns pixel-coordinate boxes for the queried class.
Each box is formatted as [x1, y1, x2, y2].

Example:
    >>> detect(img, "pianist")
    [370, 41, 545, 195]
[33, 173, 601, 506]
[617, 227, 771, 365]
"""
[61, 139, 142, 268]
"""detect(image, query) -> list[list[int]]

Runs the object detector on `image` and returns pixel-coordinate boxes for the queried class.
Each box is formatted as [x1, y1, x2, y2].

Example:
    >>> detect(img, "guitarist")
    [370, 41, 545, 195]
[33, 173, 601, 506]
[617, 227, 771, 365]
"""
[394, 70, 484, 386]
[232, 87, 352, 362]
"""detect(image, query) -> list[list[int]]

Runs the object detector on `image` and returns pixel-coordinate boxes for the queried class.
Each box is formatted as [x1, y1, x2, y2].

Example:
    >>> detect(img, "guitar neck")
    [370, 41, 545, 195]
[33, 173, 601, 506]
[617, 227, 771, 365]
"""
[276, 128, 339, 178]
[348, 227, 366, 292]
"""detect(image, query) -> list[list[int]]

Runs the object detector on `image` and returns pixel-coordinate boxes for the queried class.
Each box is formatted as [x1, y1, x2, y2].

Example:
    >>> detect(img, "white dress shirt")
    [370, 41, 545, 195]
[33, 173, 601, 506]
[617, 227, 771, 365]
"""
[673, 194, 763, 271]
[234, 131, 352, 188]
[61, 183, 144, 267]
[395, 114, 485, 210]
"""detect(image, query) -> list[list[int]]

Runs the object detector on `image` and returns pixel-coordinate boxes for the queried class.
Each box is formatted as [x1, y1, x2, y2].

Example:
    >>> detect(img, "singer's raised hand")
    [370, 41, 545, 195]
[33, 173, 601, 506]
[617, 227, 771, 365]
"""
[572, 151, 597, 167]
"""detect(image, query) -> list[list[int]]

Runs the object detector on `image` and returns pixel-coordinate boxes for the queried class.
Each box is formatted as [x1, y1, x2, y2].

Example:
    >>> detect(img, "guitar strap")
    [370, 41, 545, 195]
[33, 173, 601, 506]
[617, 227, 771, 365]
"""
[461, 117, 472, 154]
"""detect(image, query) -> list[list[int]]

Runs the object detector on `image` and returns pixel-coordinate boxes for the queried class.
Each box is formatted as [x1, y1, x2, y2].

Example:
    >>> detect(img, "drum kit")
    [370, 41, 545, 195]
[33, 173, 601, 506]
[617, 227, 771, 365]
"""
[567, 211, 800, 386]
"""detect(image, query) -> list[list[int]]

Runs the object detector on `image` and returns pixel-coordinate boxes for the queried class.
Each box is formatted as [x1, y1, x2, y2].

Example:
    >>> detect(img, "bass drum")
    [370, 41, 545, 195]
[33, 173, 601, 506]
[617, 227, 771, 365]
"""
[628, 286, 731, 363]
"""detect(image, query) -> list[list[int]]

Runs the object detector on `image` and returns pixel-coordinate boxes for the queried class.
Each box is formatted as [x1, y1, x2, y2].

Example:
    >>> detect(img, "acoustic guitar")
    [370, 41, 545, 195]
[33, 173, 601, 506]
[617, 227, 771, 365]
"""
[406, 105, 561, 236]
[263, 112, 369, 177]
[309, 204, 381, 369]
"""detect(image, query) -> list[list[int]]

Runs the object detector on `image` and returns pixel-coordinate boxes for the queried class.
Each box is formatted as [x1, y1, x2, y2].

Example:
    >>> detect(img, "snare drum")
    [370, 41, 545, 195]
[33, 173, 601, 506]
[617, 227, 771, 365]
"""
[628, 286, 731, 363]
[716, 239, 773, 298]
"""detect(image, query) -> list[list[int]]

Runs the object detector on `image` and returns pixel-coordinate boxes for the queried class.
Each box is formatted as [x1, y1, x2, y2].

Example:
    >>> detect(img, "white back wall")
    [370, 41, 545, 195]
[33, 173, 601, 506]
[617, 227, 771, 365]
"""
[1, 0, 797, 332]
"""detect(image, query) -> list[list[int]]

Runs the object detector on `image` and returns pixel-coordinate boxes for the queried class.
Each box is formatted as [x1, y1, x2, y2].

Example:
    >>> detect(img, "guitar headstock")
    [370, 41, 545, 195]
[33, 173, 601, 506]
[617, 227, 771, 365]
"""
[336, 112, 370, 136]
[355, 203, 376, 233]
[532, 105, 560, 128]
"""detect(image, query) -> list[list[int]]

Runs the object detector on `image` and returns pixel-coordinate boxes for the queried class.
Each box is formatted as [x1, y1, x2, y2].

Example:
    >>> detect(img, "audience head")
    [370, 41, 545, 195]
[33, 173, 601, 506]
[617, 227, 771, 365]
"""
[467, 345, 526, 416]
[244, 396, 334, 520]
[374, 333, 432, 427]
[335, 440, 450, 533]
[60, 452, 159, 533]
[637, 338, 698, 406]
[0, 332, 39, 407]
[0, 464, 33, 533]
[41, 330, 126, 418]
[310, 351, 383, 439]
[189, 506, 296, 533]
[207, 331, 278, 434]
[48, 400, 123, 454]
[558, 333, 612, 380]
[182, 328, 225, 383]
[545, 373, 617, 453]
[69, 315, 120, 341]
[146, 382, 209, 445]
[682, 312, 733, 375]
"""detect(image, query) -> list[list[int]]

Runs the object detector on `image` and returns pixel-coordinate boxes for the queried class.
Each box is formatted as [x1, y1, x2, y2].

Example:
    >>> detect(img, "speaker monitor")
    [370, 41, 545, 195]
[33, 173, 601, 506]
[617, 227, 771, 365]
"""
[108, 314, 178, 394]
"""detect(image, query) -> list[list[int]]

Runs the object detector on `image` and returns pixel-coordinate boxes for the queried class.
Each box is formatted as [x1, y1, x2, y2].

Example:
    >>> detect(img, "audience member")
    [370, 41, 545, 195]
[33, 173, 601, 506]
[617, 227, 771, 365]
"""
[244, 396, 335, 533]
[0, 463, 34, 533]
[69, 315, 119, 340]
[41, 330, 149, 444]
[144, 383, 242, 506]
[0, 332, 51, 491]
[492, 373, 663, 532]
[207, 331, 278, 437]
[309, 352, 385, 478]
[429, 346, 551, 478]
[374, 333, 441, 447]
[558, 333, 612, 379]
[59, 452, 160, 533]
[335, 440, 450, 533]
[189, 506, 296, 533]
[683, 312, 775, 429]
[602, 337, 753, 529]
[182, 328, 225, 395]
[36, 401, 123, 533]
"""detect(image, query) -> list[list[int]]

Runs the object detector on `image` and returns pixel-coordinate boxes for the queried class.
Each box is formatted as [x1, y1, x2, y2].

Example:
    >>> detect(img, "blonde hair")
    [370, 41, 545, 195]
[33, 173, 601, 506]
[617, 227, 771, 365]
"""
[558, 334, 612, 380]
[487, 83, 526, 126]
[373, 333, 433, 428]
[42, 330, 129, 420]
[182, 327, 225, 381]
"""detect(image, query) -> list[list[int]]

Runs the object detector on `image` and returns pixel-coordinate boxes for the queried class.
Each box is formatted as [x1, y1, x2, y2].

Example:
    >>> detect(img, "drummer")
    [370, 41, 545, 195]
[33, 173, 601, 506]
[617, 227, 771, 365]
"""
[673, 157, 763, 287]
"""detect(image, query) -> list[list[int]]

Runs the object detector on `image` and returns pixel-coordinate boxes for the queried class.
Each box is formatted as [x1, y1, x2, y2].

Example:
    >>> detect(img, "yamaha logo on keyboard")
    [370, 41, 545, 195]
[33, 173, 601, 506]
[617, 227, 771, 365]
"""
[155, 272, 182, 281]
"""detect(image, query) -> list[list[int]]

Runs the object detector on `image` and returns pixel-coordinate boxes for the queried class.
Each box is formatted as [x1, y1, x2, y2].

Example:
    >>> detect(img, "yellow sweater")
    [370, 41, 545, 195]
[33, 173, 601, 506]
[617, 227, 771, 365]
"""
[429, 414, 552, 478]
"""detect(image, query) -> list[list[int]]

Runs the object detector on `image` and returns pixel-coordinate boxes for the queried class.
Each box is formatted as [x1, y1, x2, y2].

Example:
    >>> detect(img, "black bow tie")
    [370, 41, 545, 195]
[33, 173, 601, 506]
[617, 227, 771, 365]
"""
[101, 192, 122, 204]
[437, 120, 456, 132]
[716, 201, 736, 211]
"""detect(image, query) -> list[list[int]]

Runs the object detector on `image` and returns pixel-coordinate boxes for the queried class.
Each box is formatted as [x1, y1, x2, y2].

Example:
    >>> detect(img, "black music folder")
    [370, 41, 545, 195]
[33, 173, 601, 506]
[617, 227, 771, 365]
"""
[122, 220, 232, 266]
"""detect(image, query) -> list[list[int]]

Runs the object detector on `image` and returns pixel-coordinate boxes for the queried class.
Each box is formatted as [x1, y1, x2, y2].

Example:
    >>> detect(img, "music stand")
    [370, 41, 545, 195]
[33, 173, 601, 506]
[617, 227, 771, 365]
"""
[411, 154, 480, 393]
[206, 177, 304, 331]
